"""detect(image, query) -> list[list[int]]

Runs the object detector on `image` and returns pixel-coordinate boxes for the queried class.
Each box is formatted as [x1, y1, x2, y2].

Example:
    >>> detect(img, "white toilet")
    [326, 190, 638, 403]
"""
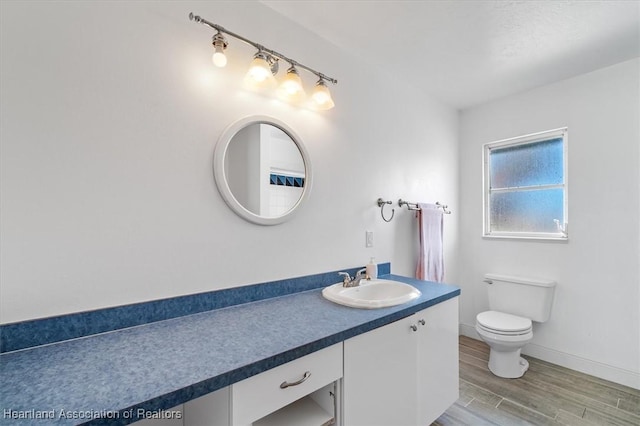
[475, 273, 556, 378]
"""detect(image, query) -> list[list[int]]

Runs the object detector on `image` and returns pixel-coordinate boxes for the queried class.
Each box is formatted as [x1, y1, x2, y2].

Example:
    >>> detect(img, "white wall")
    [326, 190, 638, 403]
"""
[0, 1, 459, 323]
[459, 59, 640, 388]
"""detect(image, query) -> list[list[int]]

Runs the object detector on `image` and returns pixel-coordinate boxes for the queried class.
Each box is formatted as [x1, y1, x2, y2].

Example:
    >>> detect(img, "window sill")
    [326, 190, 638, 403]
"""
[482, 233, 569, 242]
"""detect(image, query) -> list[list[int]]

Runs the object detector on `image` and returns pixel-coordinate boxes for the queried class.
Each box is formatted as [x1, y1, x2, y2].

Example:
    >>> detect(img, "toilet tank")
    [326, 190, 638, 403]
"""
[485, 274, 556, 322]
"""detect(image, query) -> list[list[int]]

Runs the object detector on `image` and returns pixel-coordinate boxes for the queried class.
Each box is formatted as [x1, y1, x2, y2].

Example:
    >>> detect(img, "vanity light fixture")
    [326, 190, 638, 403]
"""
[189, 12, 337, 110]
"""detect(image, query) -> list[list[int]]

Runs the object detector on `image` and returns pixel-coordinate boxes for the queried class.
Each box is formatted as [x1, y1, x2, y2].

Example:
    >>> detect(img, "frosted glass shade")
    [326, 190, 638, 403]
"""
[278, 68, 306, 103]
[244, 56, 277, 90]
[310, 81, 335, 110]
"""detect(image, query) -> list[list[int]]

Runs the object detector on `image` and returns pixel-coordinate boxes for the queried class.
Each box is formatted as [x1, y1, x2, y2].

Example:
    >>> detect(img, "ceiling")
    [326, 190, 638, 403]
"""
[262, 1, 640, 109]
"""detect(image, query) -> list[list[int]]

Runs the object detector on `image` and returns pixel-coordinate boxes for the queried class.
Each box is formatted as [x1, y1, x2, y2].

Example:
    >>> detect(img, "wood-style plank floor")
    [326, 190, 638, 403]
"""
[432, 336, 640, 425]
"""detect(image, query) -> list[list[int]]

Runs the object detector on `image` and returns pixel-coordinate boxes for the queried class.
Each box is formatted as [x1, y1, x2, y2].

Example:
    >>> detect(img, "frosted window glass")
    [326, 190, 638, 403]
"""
[490, 138, 563, 188]
[490, 189, 564, 233]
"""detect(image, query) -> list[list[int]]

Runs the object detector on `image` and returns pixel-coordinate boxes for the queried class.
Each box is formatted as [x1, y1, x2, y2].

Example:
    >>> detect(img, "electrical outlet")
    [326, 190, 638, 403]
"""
[365, 231, 374, 248]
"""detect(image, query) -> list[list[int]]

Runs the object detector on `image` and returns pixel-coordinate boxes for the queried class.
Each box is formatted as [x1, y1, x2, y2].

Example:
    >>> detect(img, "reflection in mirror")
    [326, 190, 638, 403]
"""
[225, 123, 305, 217]
[214, 116, 312, 225]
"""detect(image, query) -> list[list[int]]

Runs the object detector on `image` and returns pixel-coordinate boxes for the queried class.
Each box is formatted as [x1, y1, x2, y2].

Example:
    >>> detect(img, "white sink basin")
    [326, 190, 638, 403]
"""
[322, 279, 421, 309]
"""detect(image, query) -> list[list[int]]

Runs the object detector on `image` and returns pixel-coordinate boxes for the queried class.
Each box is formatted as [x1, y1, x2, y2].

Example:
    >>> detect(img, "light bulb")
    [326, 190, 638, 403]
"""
[310, 79, 335, 110]
[277, 66, 306, 103]
[211, 32, 228, 68]
[244, 53, 277, 90]
[212, 46, 227, 67]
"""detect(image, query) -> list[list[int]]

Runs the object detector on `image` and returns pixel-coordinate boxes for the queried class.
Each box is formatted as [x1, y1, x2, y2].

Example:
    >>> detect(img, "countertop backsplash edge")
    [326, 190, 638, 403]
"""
[0, 263, 391, 353]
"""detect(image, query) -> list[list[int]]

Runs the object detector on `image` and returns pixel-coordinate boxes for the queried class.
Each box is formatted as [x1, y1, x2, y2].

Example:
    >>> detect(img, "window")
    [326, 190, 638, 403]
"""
[483, 128, 568, 240]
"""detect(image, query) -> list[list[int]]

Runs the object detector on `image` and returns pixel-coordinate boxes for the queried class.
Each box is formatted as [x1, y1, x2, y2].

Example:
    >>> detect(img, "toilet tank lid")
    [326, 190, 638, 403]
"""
[485, 273, 556, 287]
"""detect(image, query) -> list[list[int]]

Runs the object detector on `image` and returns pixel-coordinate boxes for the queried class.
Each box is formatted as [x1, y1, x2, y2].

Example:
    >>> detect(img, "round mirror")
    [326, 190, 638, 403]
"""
[213, 116, 312, 225]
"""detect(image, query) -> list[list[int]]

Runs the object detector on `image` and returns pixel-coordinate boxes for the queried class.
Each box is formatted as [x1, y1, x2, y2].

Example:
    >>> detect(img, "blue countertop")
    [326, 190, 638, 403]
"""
[0, 274, 459, 425]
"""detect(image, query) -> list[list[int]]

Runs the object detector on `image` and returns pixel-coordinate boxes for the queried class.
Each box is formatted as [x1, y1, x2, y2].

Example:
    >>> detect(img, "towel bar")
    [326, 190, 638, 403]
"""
[398, 199, 452, 214]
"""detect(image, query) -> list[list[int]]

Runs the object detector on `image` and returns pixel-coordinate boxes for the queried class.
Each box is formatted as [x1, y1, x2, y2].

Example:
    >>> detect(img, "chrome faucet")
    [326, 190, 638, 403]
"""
[338, 269, 369, 287]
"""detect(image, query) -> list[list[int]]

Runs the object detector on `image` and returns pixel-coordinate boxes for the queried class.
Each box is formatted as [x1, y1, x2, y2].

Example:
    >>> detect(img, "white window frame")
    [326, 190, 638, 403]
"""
[482, 128, 568, 241]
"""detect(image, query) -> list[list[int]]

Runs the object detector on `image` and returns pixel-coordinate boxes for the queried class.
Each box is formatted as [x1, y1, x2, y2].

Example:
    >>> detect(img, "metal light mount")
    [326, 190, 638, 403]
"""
[255, 49, 279, 75]
[212, 31, 228, 51]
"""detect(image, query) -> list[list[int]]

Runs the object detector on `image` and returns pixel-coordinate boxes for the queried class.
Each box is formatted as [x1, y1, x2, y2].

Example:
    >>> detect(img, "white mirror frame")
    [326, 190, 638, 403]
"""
[213, 115, 313, 226]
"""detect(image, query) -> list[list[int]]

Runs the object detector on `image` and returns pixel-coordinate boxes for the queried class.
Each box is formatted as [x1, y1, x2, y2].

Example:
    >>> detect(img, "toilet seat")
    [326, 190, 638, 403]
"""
[476, 311, 532, 336]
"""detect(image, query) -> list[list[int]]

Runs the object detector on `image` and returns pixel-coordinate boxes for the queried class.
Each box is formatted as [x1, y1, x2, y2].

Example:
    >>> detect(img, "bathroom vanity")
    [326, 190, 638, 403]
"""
[181, 296, 458, 426]
[0, 270, 459, 426]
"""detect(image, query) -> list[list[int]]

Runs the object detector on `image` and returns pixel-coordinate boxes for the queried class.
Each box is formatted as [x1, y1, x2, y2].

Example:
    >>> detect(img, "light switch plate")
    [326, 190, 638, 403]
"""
[365, 231, 374, 248]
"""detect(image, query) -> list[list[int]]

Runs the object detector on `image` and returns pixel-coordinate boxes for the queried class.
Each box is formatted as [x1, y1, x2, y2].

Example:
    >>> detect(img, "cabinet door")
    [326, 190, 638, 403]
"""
[416, 297, 459, 425]
[343, 315, 418, 426]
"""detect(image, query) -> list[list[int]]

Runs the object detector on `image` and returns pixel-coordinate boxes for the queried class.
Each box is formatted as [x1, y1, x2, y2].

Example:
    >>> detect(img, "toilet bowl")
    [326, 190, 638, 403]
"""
[475, 311, 533, 378]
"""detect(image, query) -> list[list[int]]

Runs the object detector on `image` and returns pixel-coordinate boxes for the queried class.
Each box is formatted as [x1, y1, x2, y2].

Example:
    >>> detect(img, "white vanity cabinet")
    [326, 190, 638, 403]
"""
[343, 297, 459, 426]
[181, 296, 458, 426]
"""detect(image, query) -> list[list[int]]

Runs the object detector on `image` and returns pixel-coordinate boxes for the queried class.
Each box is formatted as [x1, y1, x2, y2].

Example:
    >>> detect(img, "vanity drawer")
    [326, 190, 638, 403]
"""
[231, 343, 342, 425]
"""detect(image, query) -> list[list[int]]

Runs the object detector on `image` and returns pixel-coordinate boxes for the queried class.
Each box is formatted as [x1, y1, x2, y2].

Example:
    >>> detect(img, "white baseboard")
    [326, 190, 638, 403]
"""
[459, 323, 480, 340]
[459, 323, 640, 390]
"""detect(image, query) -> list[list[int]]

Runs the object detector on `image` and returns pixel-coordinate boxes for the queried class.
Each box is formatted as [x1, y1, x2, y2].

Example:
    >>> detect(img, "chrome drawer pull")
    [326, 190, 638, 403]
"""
[418, 319, 426, 326]
[280, 371, 311, 389]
